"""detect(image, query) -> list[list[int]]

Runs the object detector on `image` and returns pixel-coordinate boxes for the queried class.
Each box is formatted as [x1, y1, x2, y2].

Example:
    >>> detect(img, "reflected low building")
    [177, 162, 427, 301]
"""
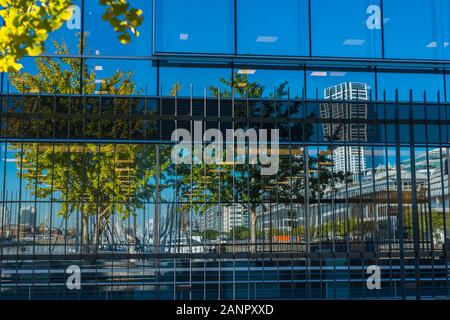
[197, 205, 248, 234]
[317, 148, 449, 243]
[256, 204, 303, 237]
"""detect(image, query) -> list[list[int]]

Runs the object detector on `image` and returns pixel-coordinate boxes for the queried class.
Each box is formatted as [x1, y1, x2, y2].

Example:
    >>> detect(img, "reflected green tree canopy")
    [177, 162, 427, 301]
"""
[8, 41, 159, 253]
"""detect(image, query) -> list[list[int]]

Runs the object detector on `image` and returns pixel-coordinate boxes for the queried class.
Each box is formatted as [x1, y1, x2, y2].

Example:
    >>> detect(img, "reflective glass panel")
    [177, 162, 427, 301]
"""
[232, 68, 304, 98]
[307, 70, 375, 99]
[237, 0, 309, 56]
[84, 0, 152, 56]
[311, 0, 382, 58]
[384, 0, 450, 60]
[86, 59, 156, 96]
[155, 0, 234, 54]
[6, 57, 82, 94]
[377, 71, 444, 102]
[159, 66, 231, 97]
[45, 0, 82, 55]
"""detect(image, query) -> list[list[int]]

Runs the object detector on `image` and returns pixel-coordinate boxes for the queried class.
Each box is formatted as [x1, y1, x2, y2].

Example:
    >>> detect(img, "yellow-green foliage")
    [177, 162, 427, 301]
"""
[0, 0, 144, 72]
[100, 0, 143, 45]
[0, 0, 73, 72]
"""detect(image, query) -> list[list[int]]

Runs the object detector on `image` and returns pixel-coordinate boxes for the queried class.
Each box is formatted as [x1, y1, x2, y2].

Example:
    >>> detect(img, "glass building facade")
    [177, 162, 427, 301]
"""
[1, 0, 450, 300]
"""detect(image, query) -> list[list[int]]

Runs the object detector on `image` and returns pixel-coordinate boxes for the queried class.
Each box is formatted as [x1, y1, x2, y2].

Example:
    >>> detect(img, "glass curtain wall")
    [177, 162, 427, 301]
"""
[2, 0, 450, 301]
[1, 90, 449, 299]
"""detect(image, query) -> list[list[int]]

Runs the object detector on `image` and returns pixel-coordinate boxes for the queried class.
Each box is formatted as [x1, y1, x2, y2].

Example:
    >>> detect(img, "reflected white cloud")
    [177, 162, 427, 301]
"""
[343, 39, 366, 46]
[330, 72, 347, 77]
[310, 71, 327, 77]
[237, 69, 256, 75]
[256, 36, 279, 43]
[426, 41, 449, 48]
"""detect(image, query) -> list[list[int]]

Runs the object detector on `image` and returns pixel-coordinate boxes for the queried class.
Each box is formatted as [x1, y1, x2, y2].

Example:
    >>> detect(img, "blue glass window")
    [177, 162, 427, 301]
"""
[7, 57, 82, 94]
[311, 0, 382, 58]
[86, 59, 156, 96]
[155, 0, 234, 54]
[232, 68, 304, 98]
[445, 71, 450, 102]
[377, 72, 445, 102]
[159, 67, 231, 97]
[384, 0, 450, 60]
[45, 0, 82, 55]
[84, 0, 152, 56]
[307, 70, 376, 99]
[237, 0, 309, 56]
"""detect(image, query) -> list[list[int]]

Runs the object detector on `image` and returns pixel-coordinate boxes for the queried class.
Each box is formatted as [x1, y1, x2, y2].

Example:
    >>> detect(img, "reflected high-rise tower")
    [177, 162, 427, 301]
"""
[321, 82, 369, 174]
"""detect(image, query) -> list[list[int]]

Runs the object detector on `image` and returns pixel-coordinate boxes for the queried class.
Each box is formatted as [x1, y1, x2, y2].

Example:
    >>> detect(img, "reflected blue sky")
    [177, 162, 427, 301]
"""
[45, 0, 82, 55]
[155, 0, 234, 54]
[384, 0, 450, 60]
[84, 0, 152, 56]
[4, 0, 450, 101]
[160, 67, 231, 97]
[87, 59, 156, 95]
[307, 70, 375, 99]
[377, 72, 445, 101]
[237, 0, 309, 56]
[1, 1, 450, 268]
[311, 0, 382, 58]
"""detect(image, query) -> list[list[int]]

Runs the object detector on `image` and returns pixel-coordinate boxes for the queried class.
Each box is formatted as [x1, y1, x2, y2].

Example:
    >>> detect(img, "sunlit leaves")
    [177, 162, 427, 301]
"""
[0, 0, 144, 72]
[100, 0, 143, 44]
[0, 0, 73, 72]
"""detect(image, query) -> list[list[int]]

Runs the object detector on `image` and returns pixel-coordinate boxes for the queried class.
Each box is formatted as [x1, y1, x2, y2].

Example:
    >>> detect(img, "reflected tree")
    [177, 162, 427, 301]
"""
[171, 73, 348, 253]
[18, 144, 158, 254]
[209, 73, 264, 98]
[9, 40, 135, 95]
[8, 41, 161, 254]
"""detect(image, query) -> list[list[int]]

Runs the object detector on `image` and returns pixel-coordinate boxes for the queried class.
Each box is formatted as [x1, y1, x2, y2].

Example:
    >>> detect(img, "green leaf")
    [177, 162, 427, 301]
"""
[118, 32, 131, 44]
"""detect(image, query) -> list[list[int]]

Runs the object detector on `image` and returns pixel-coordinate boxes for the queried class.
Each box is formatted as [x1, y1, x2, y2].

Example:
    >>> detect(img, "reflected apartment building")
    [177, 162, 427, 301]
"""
[320, 82, 369, 175]
[197, 205, 248, 234]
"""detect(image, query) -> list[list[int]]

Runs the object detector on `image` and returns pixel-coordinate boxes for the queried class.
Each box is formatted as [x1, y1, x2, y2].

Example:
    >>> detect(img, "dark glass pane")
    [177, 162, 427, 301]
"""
[377, 72, 444, 102]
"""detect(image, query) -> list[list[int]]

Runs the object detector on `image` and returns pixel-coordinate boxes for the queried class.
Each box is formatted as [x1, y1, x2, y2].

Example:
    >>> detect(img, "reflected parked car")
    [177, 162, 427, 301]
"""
[173, 239, 215, 254]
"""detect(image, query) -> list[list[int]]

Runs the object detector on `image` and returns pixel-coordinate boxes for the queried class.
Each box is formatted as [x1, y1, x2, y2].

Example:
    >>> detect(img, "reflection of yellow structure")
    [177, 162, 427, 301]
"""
[19, 143, 140, 200]
[247, 148, 303, 156]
